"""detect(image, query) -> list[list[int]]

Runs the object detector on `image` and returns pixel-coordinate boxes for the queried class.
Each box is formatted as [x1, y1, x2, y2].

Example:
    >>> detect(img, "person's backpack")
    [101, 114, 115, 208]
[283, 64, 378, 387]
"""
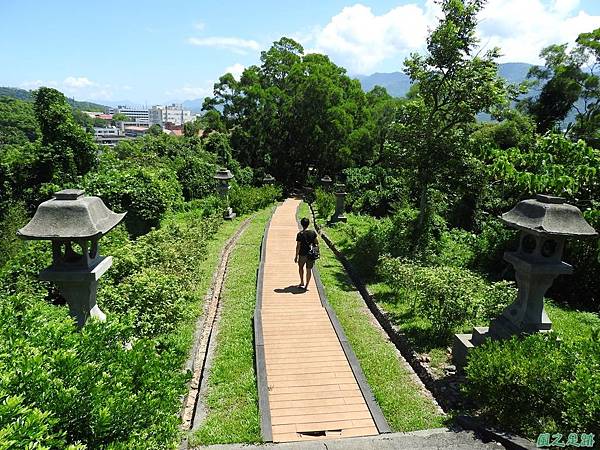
[304, 230, 320, 261]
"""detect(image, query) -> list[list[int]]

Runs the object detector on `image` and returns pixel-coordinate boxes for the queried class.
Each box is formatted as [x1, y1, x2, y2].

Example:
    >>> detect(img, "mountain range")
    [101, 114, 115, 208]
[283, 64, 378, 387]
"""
[0, 63, 536, 113]
[356, 62, 534, 97]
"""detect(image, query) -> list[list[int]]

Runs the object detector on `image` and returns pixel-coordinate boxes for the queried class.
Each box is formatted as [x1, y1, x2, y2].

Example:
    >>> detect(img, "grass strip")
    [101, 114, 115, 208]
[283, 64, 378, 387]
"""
[191, 207, 273, 445]
[299, 202, 445, 432]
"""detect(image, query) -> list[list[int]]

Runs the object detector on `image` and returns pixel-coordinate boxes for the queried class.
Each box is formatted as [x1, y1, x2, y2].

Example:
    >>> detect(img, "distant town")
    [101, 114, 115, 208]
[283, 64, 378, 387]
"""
[86, 103, 199, 147]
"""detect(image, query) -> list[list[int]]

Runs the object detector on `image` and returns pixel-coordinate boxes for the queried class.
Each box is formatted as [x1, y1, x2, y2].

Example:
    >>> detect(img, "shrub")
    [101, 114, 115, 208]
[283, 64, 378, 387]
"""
[378, 255, 515, 339]
[83, 160, 183, 237]
[229, 184, 281, 216]
[314, 187, 335, 221]
[463, 331, 600, 438]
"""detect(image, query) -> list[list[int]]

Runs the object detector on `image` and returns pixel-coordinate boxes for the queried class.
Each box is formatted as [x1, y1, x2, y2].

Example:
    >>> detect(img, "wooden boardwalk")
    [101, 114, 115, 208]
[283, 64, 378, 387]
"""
[254, 199, 387, 443]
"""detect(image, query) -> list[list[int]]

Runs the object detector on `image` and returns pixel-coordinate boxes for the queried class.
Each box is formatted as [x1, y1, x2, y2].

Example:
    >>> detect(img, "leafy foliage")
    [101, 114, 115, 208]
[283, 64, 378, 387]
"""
[378, 255, 515, 338]
[464, 331, 600, 438]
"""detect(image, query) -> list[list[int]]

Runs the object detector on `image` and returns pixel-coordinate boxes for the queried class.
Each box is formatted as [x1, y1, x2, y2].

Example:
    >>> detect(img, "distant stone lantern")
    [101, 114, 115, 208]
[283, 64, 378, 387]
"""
[262, 173, 275, 186]
[214, 167, 236, 220]
[17, 189, 126, 328]
[330, 183, 348, 223]
[453, 194, 597, 368]
[320, 175, 333, 190]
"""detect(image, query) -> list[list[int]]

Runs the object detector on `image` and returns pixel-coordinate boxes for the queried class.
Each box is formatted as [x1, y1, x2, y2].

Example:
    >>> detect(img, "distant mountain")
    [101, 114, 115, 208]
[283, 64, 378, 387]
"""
[356, 62, 534, 98]
[182, 99, 204, 113]
[0, 86, 109, 112]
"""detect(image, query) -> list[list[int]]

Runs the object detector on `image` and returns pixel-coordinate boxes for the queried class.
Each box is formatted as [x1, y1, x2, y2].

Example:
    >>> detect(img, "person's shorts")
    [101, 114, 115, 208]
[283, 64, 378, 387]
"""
[298, 255, 314, 269]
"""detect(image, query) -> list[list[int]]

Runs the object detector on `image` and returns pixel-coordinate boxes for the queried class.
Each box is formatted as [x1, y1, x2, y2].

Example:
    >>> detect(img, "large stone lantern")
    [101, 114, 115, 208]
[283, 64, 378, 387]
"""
[17, 189, 125, 328]
[320, 175, 333, 190]
[262, 173, 275, 186]
[330, 183, 348, 223]
[453, 194, 597, 368]
[214, 167, 236, 220]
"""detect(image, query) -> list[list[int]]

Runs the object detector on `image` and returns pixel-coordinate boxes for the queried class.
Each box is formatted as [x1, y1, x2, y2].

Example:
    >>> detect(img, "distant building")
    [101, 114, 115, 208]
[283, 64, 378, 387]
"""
[93, 126, 129, 147]
[149, 104, 193, 126]
[123, 126, 149, 137]
[108, 105, 149, 126]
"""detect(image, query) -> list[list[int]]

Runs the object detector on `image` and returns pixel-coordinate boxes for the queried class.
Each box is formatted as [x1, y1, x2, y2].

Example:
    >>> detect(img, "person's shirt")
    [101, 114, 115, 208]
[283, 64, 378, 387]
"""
[296, 229, 318, 256]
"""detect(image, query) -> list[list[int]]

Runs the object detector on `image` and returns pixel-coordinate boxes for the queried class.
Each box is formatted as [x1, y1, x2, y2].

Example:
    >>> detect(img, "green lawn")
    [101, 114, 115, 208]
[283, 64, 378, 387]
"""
[299, 202, 445, 431]
[191, 207, 273, 446]
[160, 211, 253, 360]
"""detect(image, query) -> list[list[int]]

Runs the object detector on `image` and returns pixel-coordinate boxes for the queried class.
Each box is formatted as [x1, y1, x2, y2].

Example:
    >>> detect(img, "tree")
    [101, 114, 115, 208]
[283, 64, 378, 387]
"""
[521, 28, 600, 145]
[33, 87, 98, 182]
[203, 37, 376, 187]
[386, 0, 507, 233]
[112, 112, 129, 123]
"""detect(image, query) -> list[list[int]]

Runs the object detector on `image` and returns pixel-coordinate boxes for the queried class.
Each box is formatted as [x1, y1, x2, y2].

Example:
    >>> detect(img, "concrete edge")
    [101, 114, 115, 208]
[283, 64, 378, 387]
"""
[253, 205, 277, 443]
[295, 202, 392, 435]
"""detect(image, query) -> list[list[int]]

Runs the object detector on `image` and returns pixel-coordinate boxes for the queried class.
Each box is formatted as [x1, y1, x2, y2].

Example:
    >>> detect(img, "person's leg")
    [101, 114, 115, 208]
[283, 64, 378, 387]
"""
[305, 261, 313, 288]
[298, 258, 305, 286]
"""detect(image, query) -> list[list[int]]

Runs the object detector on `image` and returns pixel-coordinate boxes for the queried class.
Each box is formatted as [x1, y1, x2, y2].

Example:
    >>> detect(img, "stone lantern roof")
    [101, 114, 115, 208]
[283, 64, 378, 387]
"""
[17, 189, 126, 240]
[321, 175, 332, 183]
[501, 194, 597, 237]
[263, 173, 275, 183]
[214, 168, 234, 181]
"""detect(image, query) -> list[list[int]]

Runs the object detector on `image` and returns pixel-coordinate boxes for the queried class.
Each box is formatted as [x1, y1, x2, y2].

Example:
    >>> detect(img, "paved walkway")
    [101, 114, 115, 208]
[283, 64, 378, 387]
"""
[255, 199, 382, 443]
[195, 429, 502, 449]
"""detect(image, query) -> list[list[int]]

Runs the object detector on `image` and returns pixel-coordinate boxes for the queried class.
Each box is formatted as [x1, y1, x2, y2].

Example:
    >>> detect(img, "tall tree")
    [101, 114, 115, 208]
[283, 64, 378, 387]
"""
[33, 87, 98, 183]
[521, 28, 600, 145]
[386, 0, 507, 231]
[203, 37, 375, 186]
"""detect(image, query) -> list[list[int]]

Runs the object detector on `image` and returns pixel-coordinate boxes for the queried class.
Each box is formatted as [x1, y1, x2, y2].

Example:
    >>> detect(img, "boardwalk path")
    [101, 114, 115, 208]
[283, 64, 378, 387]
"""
[254, 198, 388, 443]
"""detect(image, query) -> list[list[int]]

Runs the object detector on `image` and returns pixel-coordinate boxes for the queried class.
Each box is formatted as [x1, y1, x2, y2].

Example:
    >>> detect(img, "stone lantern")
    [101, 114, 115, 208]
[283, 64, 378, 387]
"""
[320, 175, 333, 190]
[214, 167, 236, 220]
[330, 183, 348, 223]
[453, 194, 597, 368]
[17, 189, 126, 328]
[262, 173, 275, 186]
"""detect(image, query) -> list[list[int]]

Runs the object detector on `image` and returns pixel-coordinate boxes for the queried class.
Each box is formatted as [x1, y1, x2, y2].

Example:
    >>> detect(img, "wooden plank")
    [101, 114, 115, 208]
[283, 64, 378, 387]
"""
[255, 199, 379, 443]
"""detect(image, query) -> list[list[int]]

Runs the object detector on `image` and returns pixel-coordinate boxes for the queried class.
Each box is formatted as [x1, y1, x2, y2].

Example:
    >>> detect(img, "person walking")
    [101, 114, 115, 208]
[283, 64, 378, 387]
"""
[294, 217, 318, 290]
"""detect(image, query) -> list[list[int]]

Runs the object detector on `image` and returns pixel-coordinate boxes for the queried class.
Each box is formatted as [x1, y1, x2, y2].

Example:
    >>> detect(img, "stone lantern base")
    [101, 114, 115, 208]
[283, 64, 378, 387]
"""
[39, 256, 112, 328]
[223, 207, 236, 220]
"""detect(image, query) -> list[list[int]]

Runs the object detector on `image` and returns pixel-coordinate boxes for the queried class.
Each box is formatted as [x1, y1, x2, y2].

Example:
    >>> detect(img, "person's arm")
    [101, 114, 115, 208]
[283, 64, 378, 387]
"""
[294, 241, 300, 262]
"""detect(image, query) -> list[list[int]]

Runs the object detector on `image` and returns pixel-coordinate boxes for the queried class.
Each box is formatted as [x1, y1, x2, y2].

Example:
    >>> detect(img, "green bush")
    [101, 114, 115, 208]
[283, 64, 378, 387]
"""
[464, 331, 600, 438]
[378, 255, 515, 338]
[314, 187, 335, 221]
[83, 157, 183, 237]
[0, 292, 187, 449]
[0, 203, 226, 448]
[228, 184, 281, 215]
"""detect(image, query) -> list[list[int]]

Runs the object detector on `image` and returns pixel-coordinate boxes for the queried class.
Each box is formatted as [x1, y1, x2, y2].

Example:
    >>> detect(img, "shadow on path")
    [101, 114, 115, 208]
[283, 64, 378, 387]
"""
[273, 285, 307, 294]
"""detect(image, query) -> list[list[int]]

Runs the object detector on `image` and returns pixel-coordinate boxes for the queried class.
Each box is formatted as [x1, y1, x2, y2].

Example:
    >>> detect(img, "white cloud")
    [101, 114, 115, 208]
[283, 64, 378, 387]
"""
[305, 0, 600, 74]
[309, 2, 438, 74]
[224, 63, 245, 80]
[166, 84, 213, 100]
[478, 0, 600, 63]
[63, 76, 95, 89]
[187, 36, 260, 54]
[20, 79, 58, 90]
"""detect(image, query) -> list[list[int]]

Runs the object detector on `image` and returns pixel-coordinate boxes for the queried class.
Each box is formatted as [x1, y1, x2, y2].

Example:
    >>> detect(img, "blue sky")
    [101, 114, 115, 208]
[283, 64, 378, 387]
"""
[2, 0, 600, 105]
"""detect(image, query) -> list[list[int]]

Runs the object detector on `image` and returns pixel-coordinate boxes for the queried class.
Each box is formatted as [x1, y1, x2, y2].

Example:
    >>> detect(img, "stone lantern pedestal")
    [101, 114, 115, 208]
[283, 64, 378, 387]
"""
[214, 168, 236, 220]
[453, 194, 597, 369]
[330, 184, 348, 223]
[17, 189, 125, 328]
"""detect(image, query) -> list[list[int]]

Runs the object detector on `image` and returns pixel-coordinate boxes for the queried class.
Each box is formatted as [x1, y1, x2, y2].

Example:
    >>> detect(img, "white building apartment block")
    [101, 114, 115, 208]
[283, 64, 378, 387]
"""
[149, 104, 194, 126]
